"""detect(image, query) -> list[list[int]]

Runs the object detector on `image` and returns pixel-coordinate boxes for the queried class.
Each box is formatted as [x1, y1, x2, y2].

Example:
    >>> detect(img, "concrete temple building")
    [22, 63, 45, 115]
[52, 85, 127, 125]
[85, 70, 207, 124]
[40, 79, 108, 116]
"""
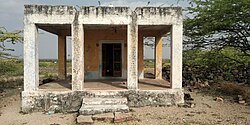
[22, 5, 183, 114]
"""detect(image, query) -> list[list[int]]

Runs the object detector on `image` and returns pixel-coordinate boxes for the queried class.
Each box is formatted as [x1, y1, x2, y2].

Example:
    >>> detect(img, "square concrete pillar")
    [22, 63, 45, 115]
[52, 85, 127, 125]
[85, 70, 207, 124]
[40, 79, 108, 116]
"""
[127, 12, 138, 90]
[154, 35, 162, 79]
[23, 23, 39, 91]
[58, 34, 67, 80]
[170, 24, 183, 89]
[72, 23, 84, 91]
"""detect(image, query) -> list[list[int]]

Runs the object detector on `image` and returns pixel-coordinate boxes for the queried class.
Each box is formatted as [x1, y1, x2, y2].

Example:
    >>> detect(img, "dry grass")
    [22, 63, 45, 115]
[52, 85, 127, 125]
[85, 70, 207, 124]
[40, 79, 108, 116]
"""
[220, 82, 250, 98]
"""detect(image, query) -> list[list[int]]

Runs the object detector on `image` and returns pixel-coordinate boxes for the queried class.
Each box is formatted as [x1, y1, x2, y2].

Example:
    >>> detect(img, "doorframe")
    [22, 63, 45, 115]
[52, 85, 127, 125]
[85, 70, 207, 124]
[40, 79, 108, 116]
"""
[99, 40, 124, 79]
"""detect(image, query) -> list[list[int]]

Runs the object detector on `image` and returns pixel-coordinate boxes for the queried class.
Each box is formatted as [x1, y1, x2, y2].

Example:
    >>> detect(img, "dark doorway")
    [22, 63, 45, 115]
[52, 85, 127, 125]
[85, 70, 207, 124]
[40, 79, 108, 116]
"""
[102, 43, 122, 77]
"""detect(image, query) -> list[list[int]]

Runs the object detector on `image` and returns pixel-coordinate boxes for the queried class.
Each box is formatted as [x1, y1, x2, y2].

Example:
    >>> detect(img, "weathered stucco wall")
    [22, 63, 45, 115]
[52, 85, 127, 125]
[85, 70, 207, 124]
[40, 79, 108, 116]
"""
[21, 89, 184, 113]
[24, 5, 75, 24]
[84, 28, 146, 80]
[84, 29, 128, 79]
[80, 6, 130, 25]
[135, 7, 182, 25]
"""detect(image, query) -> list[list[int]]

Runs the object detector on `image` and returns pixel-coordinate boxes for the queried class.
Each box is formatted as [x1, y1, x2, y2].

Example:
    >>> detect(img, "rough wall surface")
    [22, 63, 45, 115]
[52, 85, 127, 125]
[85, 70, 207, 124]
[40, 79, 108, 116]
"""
[80, 6, 130, 24]
[24, 5, 75, 24]
[84, 29, 128, 79]
[21, 89, 184, 113]
[135, 7, 182, 25]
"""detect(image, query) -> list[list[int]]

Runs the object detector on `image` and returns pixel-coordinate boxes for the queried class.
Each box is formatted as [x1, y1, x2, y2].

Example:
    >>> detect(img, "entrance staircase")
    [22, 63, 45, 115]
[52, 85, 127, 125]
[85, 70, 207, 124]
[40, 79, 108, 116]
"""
[79, 94, 129, 115]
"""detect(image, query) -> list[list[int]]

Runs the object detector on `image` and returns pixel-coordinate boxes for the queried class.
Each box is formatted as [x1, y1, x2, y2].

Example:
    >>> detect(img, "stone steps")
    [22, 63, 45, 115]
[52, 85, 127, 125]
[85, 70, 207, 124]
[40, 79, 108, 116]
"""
[84, 91, 124, 98]
[79, 104, 129, 115]
[79, 97, 129, 115]
[83, 98, 127, 105]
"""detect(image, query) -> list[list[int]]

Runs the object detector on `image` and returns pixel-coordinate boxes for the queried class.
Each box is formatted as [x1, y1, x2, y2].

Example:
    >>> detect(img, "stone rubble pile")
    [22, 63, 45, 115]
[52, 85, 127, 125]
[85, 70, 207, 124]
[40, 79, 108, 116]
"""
[178, 93, 195, 108]
[162, 64, 250, 88]
[237, 95, 246, 105]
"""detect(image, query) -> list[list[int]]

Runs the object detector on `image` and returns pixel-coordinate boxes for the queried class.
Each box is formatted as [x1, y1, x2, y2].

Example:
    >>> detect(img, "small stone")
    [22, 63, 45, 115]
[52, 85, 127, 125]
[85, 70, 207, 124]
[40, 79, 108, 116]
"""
[92, 113, 114, 122]
[53, 97, 58, 101]
[239, 100, 246, 104]
[77, 115, 94, 124]
[185, 113, 194, 117]
[48, 105, 60, 113]
[185, 102, 196, 108]
[177, 103, 185, 107]
[215, 97, 223, 102]
[114, 112, 133, 123]
[238, 95, 244, 101]
[129, 108, 135, 112]
[238, 95, 243, 98]
[188, 88, 193, 92]
[190, 103, 195, 108]
[184, 93, 194, 101]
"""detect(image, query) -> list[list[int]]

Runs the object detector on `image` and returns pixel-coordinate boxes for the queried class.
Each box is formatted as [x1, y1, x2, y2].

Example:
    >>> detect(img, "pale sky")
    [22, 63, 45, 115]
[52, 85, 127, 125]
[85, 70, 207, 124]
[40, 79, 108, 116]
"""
[0, 0, 188, 59]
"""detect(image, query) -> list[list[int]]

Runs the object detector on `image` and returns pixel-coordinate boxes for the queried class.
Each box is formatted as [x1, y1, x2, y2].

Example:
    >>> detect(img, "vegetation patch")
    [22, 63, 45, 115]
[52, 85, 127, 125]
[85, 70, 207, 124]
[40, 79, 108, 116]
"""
[0, 59, 23, 76]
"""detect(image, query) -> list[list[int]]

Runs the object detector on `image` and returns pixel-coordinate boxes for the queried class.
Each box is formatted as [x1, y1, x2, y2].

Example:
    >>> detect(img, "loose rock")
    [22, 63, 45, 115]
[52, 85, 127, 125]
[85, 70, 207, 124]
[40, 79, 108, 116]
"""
[239, 100, 246, 105]
[92, 113, 114, 123]
[214, 97, 224, 102]
[77, 115, 93, 125]
[184, 93, 194, 101]
[114, 112, 134, 123]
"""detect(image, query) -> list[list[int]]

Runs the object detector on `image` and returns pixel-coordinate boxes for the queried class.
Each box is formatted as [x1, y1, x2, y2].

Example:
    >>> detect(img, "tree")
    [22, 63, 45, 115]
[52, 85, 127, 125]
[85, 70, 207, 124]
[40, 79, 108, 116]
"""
[0, 27, 22, 58]
[184, 0, 250, 56]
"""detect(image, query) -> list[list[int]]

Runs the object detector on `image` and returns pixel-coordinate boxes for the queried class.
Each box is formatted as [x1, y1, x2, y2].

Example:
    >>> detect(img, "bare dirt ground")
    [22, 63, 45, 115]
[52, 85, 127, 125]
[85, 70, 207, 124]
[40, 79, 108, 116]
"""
[0, 88, 76, 125]
[0, 88, 250, 125]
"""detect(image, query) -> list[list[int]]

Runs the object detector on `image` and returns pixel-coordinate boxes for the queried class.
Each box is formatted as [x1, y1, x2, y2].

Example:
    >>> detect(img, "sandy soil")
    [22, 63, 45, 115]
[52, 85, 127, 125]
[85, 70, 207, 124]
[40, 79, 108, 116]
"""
[0, 88, 76, 125]
[127, 92, 250, 125]
[0, 88, 250, 125]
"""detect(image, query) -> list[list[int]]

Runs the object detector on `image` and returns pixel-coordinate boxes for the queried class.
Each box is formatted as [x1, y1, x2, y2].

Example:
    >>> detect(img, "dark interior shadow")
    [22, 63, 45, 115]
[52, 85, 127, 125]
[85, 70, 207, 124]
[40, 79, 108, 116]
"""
[56, 80, 72, 89]
[40, 79, 72, 89]
[100, 80, 127, 89]
[144, 73, 155, 79]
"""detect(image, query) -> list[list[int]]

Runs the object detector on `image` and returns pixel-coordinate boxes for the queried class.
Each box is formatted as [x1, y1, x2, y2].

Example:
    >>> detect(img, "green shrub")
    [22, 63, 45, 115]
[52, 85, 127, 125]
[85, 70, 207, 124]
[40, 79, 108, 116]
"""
[39, 60, 56, 67]
[184, 47, 250, 68]
[43, 72, 54, 78]
[0, 59, 23, 76]
[183, 47, 250, 82]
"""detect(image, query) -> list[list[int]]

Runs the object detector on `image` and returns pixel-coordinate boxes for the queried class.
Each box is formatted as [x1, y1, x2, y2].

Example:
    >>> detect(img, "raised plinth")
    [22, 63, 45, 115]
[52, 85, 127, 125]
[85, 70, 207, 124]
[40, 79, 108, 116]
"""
[21, 89, 184, 113]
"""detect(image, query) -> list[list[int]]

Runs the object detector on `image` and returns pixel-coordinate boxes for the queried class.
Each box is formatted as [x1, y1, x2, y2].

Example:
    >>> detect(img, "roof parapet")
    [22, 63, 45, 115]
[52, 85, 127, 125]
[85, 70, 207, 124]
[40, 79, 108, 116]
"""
[24, 5, 75, 15]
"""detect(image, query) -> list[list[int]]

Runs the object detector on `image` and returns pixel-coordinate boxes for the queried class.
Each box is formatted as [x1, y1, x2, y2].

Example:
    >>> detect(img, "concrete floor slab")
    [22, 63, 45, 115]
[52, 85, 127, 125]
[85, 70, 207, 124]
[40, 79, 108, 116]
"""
[38, 78, 170, 91]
